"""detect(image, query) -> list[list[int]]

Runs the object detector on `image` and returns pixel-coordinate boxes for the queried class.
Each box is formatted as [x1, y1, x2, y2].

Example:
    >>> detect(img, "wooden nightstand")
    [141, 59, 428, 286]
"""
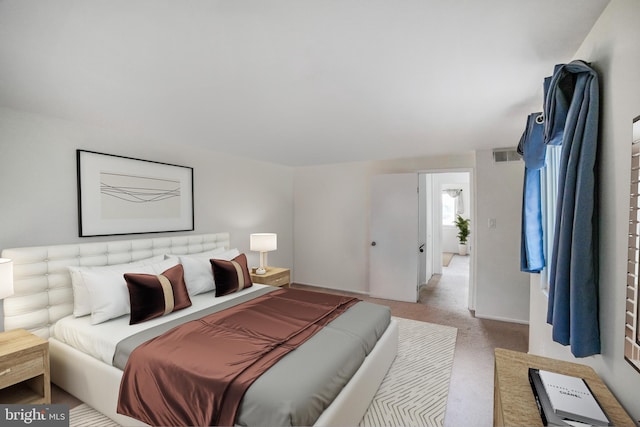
[250, 267, 291, 288]
[0, 329, 51, 404]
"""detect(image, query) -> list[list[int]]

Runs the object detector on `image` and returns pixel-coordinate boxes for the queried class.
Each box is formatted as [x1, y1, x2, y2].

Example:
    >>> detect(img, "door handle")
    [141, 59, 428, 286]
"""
[419, 244, 425, 253]
[371, 241, 377, 246]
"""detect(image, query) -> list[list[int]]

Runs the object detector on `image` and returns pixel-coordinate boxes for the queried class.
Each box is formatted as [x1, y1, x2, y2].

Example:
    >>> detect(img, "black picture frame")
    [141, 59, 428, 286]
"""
[77, 150, 194, 237]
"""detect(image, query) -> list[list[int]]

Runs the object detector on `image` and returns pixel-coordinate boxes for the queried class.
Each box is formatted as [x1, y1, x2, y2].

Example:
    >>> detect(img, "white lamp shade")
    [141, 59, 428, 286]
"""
[0, 258, 14, 300]
[250, 233, 277, 252]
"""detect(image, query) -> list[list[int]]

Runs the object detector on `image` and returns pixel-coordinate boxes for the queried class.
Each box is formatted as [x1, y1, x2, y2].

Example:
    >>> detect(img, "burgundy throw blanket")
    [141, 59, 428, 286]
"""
[117, 288, 359, 426]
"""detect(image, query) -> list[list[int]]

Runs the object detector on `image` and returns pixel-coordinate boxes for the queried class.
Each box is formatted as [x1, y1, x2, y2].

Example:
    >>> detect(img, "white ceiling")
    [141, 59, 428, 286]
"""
[0, 1, 610, 166]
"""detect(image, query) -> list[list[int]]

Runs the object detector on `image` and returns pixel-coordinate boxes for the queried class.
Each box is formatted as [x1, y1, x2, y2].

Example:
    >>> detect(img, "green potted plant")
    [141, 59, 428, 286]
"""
[454, 215, 471, 255]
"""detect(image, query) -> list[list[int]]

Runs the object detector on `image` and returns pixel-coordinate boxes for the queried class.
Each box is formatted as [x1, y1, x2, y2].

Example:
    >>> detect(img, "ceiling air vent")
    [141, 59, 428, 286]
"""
[492, 148, 522, 163]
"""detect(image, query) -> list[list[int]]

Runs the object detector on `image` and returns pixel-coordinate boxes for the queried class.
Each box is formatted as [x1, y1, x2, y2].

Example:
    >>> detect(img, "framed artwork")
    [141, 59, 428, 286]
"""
[77, 150, 194, 237]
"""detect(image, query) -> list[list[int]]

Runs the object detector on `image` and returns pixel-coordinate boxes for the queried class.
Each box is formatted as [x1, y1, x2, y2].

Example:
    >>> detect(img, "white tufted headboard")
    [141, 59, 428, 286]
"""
[1, 233, 230, 338]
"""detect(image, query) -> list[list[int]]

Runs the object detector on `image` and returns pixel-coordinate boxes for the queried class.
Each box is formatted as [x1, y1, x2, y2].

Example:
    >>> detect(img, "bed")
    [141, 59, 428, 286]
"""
[1, 233, 398, 426]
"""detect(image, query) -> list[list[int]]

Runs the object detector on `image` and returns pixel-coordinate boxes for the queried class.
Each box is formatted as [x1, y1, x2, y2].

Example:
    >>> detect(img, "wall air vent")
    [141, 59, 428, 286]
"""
[492, 148, 522, 163]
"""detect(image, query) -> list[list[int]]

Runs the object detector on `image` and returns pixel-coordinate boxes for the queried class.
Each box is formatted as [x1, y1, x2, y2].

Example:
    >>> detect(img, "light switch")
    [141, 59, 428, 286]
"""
[488, 218, 496, 228]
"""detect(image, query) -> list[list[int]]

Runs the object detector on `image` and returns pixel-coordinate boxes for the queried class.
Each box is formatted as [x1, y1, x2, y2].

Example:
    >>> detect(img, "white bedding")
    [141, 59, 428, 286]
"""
[52, 284, 269, 366]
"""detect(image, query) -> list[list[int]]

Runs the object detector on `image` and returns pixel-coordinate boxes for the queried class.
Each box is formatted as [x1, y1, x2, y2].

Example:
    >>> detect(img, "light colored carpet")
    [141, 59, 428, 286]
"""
[69, 317, 457, 427]
[442, 252, 454, 267]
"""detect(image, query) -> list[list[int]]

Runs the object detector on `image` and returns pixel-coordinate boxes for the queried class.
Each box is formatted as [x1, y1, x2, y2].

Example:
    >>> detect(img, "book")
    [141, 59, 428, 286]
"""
[536, 369, 611, 426]
[529, 368, 576, 426]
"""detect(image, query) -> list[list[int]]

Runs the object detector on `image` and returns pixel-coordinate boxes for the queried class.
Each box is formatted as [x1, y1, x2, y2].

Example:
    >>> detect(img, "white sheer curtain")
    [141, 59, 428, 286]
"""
[443, 189, 464, 214]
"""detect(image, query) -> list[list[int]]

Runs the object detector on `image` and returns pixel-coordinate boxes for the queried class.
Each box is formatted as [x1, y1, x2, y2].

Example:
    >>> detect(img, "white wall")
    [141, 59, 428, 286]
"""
[529, 0, 640, 420]
[475, 150, 530, 323]
[0, 108, 294, 271]
[294, 150, 529, 324]
[293, 152, 475, 293]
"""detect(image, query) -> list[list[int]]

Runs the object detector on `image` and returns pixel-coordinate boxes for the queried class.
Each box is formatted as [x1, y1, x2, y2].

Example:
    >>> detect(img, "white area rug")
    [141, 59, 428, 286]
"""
[69, 403, 119, 427]
[360, 317, 457, 427]
[69, 317, 457, 427]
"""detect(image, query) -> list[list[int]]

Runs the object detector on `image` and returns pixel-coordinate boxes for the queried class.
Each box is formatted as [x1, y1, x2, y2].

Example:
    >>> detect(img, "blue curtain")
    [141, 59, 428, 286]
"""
[518, 112, 546, 273]
[544, 60, 600, 357]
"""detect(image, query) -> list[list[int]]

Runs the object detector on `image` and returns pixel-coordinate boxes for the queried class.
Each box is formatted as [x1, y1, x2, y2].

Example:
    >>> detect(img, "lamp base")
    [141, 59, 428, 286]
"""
[255, 267, 267, 275]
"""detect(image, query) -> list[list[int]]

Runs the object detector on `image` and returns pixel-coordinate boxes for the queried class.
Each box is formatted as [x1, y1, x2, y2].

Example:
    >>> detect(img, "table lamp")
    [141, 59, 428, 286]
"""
[0, 258, 14, 300]
[250, 233, 277, 275]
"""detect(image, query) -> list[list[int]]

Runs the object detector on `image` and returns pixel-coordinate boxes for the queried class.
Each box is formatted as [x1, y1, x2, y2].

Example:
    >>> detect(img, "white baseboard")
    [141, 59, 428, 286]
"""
[292, 281, 370, 296]
[474, 312, 529, 325]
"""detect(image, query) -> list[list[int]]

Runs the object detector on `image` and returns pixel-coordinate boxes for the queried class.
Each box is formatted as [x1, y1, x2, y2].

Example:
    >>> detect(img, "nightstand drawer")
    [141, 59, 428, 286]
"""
[0, 354, 43, 389]
[251, 267, 291, 287]
[269, 272, 289, 286]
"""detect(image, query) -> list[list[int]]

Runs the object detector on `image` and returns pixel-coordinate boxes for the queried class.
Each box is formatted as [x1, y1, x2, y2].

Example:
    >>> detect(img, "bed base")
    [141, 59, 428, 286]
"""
[51, 318, 398, 427]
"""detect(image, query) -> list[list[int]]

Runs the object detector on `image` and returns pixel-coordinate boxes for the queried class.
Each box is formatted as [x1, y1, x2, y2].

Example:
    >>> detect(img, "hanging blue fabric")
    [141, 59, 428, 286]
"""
[544, 60, 600, 357]
[544, 64, 571, 146]
[518, 112, 546, 273]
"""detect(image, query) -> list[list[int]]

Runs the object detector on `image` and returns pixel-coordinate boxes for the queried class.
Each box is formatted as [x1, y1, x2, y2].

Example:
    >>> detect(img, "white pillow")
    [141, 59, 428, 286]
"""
[213, 248, 241, 261]
[165, 248, 240, 296]
[175, 256, 215, 296]
[68, 255, 164, 317]
[164, 247, 227, 261]
[84, 258, 179, 325]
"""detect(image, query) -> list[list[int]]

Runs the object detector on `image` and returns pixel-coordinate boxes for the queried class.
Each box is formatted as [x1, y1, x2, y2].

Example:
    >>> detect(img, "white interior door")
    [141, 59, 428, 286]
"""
[369, 173, 418, 302]
[423, 173, 434, 284]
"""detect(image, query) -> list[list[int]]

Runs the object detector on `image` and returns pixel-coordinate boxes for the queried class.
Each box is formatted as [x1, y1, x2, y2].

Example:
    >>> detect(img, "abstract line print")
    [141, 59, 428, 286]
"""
[100, 172, 181, 219]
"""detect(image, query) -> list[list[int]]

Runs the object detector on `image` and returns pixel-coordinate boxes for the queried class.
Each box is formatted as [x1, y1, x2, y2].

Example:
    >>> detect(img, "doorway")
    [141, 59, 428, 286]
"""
[419, 170, 474, 311]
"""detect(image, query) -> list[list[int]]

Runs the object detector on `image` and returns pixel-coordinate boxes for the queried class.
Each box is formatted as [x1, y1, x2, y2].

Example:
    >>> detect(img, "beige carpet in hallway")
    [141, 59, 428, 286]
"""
[442, 252, 454, 267]
[353, 254, 529, 427]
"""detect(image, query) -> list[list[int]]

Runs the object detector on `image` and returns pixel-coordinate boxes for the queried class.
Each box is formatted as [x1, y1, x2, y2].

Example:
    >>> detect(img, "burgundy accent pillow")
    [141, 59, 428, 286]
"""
[211, 253, 253, 297]
[124, 264, 192, 325]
